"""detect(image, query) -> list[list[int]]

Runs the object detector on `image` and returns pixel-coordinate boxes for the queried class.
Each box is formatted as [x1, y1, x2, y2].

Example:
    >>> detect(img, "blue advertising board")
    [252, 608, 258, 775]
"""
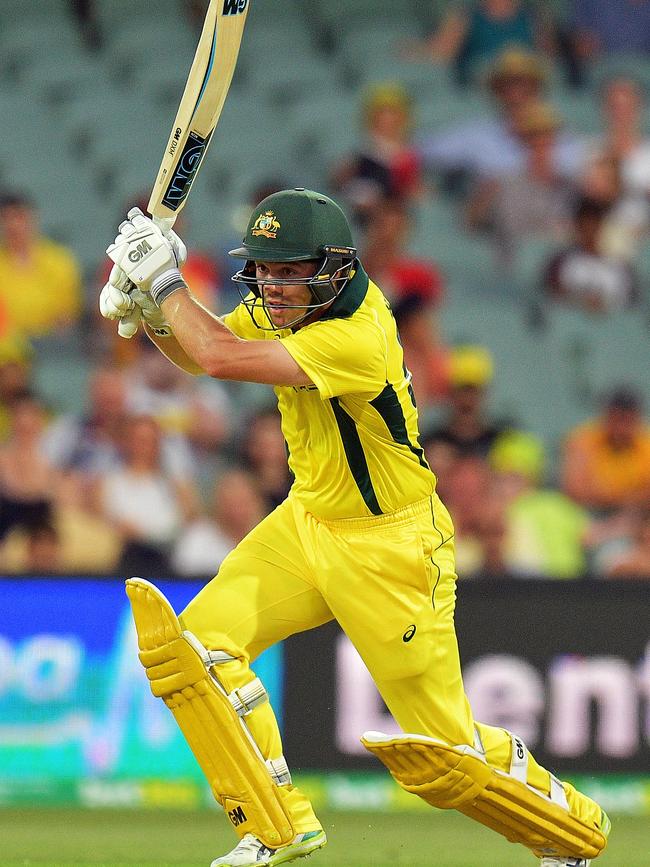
[0, 578, 283, 787]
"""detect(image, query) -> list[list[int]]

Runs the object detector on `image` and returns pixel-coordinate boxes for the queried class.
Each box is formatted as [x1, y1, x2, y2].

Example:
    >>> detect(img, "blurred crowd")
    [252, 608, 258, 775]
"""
[0, 0, 649, 579]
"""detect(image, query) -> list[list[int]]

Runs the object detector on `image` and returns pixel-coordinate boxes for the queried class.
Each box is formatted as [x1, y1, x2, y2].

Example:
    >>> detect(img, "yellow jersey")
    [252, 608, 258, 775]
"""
[223, 264, 436, 520]
[0, 238, 81, 337]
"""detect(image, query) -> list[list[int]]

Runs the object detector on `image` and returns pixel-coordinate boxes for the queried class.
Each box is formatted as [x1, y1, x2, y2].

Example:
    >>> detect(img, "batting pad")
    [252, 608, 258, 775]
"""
[361, 732, 608, 860]
[126, 578, 295, 849]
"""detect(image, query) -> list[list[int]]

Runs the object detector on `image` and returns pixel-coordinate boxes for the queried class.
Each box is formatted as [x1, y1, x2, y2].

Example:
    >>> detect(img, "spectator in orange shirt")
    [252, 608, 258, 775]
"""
[561, 387, 650, 514]
[0, 192, 82, 338]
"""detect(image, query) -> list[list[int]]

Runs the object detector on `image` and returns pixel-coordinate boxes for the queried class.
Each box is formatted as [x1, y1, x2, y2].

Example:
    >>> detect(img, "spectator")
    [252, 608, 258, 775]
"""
[94, 414, 200, 576]
[423, 345, 512, 464]
[420, 48, 584, 185]
[469, 498, 513, 578]
[543, 197, 639, 313]
[490, 430, 590, 578]
[392, 294, 451, 409]
[570, 0, 650, 61]
[44, 364, 202, 485]
[0, 192, 82, 339]
[124, 344, 231, 476]
[599, 77, 650, 194]
[435, 453, 493, 575]
[604, 508, 650, 578]
[68, 0, 102, 51]
[466, 101, 576, 261]
[0, 394, 57, 542]
[332, 83, 423, 227]
[421, 48, 541, 182]
[172, 468, 266, 577]
[573, 151, 647, 262]
[0, 351, 33, 441]
[42, 365, 129, 477]
[582, 77, 650, 258]
[361, 196, 445, 304]
[1, 522, 63, 574]
[412, 0, 539, 86]
[561, 387, 650, 514]
[1, 469, 121, 574]
[240, 407, 292, 512]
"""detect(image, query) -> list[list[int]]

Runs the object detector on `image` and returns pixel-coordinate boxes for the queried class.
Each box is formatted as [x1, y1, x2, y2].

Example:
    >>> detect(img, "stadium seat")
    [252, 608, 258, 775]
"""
[506, 237, 561, 300]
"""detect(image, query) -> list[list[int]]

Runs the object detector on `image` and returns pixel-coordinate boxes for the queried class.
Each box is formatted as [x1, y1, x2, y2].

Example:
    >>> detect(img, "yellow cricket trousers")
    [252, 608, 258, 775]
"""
[180, 492, 602, 836]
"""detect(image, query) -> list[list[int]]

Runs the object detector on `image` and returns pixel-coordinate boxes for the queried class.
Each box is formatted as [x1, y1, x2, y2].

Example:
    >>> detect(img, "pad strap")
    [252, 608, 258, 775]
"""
[230, 678, 268, 717]
[550, 774, 569, 810]
[266, 756, 292, 787]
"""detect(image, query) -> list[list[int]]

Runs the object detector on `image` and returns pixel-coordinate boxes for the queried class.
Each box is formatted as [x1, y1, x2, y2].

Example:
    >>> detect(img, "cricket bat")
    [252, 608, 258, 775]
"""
[118, 0, 250, 336]
[148, 0, 250, 228]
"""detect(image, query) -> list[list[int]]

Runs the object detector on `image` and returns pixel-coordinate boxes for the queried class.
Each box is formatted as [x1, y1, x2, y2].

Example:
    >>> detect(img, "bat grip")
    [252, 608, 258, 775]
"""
[152, 215, 177, 235]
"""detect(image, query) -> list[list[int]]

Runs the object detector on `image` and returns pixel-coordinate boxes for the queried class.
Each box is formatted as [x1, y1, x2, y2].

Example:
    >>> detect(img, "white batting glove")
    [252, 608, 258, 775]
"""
[99, 264, 173, 339]
[106, 207, 188, 306]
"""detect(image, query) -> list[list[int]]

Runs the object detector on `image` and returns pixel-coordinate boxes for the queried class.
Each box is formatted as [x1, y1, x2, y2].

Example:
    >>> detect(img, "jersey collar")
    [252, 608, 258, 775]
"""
[319, 260, 369, 321]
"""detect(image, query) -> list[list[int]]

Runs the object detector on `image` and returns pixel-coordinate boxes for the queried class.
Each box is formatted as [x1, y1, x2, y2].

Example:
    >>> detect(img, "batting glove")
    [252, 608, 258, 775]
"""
[99, 264, 173, 339]
[106, 207, 188, 306]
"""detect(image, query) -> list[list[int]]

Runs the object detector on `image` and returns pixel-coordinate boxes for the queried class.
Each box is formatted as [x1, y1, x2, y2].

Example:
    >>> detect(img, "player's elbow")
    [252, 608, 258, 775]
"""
[199, 346, 235, 380]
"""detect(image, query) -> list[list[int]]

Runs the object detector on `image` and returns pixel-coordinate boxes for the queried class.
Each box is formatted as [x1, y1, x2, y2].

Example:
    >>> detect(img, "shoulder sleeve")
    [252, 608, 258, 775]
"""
[281, 316, 386, 399]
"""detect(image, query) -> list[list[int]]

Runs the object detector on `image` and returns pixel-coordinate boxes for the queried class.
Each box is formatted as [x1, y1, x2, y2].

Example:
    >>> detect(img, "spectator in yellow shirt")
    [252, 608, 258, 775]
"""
[0, 192, 82, 337]
[561, 387, 650, 513]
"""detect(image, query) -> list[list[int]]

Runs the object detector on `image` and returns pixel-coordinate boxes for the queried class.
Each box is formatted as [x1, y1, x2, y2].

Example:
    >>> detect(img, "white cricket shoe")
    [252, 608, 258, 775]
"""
[539, 858, 591, 866]
[210, 830, 326, 866]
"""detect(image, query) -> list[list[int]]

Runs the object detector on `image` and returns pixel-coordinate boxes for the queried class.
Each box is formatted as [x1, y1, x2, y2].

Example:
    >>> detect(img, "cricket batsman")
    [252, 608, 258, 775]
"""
[100, 188, 610, 867]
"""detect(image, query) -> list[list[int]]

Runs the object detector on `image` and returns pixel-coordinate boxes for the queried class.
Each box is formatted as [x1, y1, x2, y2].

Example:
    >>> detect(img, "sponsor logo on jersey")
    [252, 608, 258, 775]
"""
[252, 210, 281, 239]
[402, 624, 417, 643]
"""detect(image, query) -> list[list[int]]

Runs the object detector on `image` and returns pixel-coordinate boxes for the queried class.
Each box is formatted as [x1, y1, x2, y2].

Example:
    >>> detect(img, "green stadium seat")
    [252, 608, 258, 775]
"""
[507, 236, 560, 300]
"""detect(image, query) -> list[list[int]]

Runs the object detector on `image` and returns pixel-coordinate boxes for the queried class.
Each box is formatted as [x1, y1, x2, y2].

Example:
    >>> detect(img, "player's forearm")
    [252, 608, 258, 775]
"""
[143, 322, 206, 376]
[160, 287, 241, 378]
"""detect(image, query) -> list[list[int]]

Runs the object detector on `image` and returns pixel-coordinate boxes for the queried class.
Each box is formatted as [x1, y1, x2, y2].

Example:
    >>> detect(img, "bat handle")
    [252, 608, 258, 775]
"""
[152, 214, 177, 235]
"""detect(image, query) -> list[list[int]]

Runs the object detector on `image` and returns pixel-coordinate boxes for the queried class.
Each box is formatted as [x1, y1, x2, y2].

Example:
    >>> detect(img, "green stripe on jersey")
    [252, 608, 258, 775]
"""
[370, 382, 429, 469]
[329, 397, 382, 515]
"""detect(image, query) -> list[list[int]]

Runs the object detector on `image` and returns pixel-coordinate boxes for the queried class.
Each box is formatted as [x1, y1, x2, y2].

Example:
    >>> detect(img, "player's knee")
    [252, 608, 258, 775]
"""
[179, 605, 246, 661]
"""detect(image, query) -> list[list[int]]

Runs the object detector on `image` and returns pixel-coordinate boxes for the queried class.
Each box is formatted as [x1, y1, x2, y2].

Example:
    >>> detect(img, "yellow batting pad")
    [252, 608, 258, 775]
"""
[361, 732, 608, 860]
[126, 578, 295, 849]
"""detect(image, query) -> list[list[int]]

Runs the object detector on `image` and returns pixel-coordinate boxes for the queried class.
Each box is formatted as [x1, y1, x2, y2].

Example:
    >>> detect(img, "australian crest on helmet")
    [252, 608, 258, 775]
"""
[252, 211, 281, 239]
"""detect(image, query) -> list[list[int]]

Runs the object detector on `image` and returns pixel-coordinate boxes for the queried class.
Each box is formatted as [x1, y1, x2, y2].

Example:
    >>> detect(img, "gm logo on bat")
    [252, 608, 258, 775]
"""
[223, 0, 248, 14]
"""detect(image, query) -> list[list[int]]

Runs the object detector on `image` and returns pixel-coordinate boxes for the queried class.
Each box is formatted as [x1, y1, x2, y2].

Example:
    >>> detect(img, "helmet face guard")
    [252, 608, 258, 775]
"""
[233, 245, 357, 331]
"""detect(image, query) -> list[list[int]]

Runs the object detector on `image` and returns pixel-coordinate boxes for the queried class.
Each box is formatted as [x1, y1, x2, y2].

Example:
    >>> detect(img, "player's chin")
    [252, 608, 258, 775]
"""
[268, 306, 303, 328]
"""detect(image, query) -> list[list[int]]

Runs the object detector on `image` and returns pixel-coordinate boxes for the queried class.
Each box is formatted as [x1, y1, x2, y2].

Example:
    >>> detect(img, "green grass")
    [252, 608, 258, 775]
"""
[0, 808, 643, 866]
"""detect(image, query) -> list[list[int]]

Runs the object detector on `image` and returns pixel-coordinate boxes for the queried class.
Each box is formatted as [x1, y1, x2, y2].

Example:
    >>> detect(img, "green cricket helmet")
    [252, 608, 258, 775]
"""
[229, 188, 357, 330]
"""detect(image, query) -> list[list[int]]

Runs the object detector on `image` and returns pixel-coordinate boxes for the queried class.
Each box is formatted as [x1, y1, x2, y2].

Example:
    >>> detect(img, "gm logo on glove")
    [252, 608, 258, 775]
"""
[128, 240, 153, 263]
